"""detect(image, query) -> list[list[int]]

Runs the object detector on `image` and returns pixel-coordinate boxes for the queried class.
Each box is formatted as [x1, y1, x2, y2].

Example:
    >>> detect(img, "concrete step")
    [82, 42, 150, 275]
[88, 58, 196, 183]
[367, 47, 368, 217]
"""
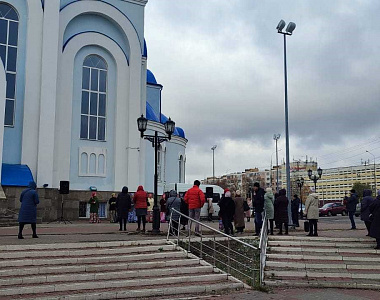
[15, 282, 245, 300]
[268, 241, 376, 248]
[264, 279, 380, 289]
[0, 246, 180, 268]
[0, 264, 213, 287]
[266, 261, 380, 271]
[0, 243, 175, 260]
[0, 273, 228, 297]
[269, 236, 374, 242]
[265, 270, 380, 280]
[0, 256, 196, 278]
[0, 239, 168, 252]
[269, 246, 380, 255]
[266, 253, 380, 262]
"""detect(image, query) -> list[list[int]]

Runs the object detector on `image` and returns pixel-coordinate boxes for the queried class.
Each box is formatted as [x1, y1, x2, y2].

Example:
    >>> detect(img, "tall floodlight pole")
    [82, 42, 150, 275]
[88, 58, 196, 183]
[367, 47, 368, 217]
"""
[273, 134, 281, 192]
[277, 20, 296, 225]
[366, 150, 376, 192]
[211, 145, 217, 184]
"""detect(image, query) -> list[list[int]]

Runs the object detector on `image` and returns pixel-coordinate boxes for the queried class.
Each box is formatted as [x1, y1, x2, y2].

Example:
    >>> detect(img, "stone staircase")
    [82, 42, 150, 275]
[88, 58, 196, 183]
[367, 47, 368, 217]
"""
[264, 235, 380, 289]
[0, 239, 245, 299]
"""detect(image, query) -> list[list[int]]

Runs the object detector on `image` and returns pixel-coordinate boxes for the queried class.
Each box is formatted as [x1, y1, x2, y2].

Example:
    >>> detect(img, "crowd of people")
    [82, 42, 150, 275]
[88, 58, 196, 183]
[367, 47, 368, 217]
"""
[15, 180, 380, 249]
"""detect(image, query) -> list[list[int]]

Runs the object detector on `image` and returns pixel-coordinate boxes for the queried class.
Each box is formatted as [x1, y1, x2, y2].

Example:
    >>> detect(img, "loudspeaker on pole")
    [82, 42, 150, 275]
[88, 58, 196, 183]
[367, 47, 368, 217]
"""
[60, 181, 70, 194]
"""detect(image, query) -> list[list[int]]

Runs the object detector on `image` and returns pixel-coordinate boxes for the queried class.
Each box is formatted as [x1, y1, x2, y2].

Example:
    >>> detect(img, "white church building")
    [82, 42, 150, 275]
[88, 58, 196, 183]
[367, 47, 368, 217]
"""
[0, 0, 187, 209]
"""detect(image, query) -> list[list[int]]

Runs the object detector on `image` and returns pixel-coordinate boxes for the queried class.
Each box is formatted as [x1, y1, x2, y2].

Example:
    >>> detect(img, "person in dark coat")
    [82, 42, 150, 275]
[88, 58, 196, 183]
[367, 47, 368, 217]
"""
[116, 186, 132, 231]
[89, 192, 100, 223]
[180, 193, 189, 230]
[369, 190, 380, 249]
[346, 189, 358, 229]
[18, 181, 40, 239]
[218, 191, 235, 235]
[291, 194, 300, 227]
[252, 182, 265, 236]
[361, 189, 374, 236]
[108, 193, 117, 223]
[274, 189, 289, 235]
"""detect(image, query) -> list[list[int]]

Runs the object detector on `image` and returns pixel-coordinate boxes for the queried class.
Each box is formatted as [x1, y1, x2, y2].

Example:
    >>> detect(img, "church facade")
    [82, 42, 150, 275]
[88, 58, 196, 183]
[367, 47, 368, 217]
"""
[0, 0, 187, 200]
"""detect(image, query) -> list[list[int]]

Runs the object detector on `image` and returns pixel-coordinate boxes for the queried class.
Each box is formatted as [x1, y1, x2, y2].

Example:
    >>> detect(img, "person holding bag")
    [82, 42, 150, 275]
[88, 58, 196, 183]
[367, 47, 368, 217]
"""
[305, 191, 319, 236]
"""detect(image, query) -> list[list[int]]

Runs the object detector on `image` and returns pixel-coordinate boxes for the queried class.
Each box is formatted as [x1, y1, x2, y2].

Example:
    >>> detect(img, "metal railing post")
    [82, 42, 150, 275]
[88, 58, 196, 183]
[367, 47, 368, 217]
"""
[177, 215, 181, 246]
[200, 225, 203, 259]
[213, 233, 216, 268]
[252, 248, 256, 287]
[227, 238, 231, 276]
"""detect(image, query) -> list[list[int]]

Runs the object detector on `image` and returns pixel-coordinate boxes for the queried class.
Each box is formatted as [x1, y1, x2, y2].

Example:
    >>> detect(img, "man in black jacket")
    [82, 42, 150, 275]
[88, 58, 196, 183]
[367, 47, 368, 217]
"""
[253, 182, 265, 235]
[346, 189, 358, 230]
[291, 194, 300, 227]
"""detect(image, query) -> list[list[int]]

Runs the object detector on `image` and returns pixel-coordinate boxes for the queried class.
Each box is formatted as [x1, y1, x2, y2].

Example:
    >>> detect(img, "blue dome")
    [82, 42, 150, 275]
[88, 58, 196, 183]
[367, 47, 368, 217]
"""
[176, 127, 186, 139]
[146, 102, 159, 122]
[147, 69, 157, 85]
[143, 39, 147, 58]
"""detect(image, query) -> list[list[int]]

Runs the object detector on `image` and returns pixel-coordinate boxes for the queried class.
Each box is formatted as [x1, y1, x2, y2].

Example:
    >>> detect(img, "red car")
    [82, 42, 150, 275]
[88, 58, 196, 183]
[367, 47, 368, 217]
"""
[319, 203, 347, 216]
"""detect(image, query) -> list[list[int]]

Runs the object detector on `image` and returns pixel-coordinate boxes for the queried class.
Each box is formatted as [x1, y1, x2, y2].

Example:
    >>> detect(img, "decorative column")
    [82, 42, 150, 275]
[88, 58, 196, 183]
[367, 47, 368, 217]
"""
[36, 0, 60, 187]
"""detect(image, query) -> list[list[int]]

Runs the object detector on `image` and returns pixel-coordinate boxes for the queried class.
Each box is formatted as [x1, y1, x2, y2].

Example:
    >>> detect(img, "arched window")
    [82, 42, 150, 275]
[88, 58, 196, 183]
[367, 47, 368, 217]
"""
[0, 3, 19, 126]
[80, 55, 107, 141]
[179, 155, 183, 183]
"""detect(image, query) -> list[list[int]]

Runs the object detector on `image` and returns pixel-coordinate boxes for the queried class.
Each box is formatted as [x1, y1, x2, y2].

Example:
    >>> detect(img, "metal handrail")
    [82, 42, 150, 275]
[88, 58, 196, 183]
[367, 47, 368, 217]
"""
[259, 213, 268, 286]
[167, 208, 261, 287]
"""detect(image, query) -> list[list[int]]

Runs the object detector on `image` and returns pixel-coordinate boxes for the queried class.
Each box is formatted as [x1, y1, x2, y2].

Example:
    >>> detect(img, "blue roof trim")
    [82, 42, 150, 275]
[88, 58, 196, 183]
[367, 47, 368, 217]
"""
[60, 0, 143, 56]
[63, 31, 129, 65]
[1, 164, 34, 187]
[146, 102, 159, 122]
[143, 39, 147, 58]
[147, 69, 157, 84]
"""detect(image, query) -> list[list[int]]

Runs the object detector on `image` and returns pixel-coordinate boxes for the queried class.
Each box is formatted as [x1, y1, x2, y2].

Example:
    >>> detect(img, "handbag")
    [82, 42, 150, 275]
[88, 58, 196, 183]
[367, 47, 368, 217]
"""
[304, 220, 310, 232]
[243, 201, 250, 212]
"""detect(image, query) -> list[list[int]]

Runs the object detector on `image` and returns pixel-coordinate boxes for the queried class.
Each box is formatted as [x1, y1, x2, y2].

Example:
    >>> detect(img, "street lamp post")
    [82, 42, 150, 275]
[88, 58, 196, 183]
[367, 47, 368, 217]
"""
[308, 168, 323, 191]
[273, 134, 281, 192]
[211, 145, 217, 184]
[296, 177, 304, 219]
[137, 114, 175, 234]
[277, 20, 296, 224]
[366, 150, 376, 192]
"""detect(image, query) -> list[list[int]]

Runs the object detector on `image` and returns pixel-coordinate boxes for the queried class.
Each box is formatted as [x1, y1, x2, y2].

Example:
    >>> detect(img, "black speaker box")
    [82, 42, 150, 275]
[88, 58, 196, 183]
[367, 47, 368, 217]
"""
[60, 181, 70, 194]
[206, 187, 213, 198]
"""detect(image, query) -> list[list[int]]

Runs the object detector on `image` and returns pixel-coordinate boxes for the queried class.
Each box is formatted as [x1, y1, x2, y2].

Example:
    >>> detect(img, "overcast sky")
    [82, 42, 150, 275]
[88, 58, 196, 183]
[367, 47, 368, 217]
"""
[144, 0, 380, 184]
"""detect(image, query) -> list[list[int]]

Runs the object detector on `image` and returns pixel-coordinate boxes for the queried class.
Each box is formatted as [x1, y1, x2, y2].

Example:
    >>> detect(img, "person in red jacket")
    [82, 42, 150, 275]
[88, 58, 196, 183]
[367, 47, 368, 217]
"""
[133, 185, 148, 233]
[184, 180, 205, 233]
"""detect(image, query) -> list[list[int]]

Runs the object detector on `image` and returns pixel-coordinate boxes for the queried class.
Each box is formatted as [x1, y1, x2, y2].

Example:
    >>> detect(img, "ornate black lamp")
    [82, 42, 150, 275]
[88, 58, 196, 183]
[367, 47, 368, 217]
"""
[308, 168, 323, 191]
[296, 177, 304, 218]
[137, 114, 175, 234]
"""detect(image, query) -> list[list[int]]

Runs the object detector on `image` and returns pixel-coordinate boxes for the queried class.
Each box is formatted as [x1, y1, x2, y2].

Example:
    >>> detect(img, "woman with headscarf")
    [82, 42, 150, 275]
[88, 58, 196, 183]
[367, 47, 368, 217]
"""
[89, 192, 100, 223]
[264, 188, 275, 235]
[274, 189, 289, 235]
[133, 185, 148, 233]
[166, 190, 182, 235]
[18, 181, 40, 239]
[233, 190, 245, 234]
[108, 193, 117, 223]
[116, 186, 132, 231]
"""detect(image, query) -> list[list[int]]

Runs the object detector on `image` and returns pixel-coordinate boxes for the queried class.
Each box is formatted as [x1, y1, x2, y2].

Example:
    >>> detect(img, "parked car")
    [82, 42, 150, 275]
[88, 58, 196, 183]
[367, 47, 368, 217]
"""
[355, 203, 361, 217]
[319, 203, 347, 216]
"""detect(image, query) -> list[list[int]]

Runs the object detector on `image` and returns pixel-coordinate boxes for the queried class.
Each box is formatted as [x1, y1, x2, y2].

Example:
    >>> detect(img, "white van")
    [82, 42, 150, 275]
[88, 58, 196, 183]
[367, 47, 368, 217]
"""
[164, 183, 224, 219]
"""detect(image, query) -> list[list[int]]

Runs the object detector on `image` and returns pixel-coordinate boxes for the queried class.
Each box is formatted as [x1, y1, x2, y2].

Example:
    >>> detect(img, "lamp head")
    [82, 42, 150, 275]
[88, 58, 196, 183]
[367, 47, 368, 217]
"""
[300, 177, 304, 185]
[286, 22, 296, 34]
[317, 167, 323, 177]
[307, 169, 312, 178]
[164, 117, 175, 140]
[211, 145, 217, 151]
[137, 114, 148, 138]
[276, 19, 286, 32]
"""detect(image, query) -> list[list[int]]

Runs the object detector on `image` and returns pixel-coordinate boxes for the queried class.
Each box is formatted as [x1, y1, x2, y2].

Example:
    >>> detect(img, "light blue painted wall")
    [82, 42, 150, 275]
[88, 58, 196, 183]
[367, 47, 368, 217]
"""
[69, 45, 116, 191]
[60, 0, 144, 54]
[63, 13, 130, 62]
[146, 85, 161, 119]
[2, 0, 29, 164]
